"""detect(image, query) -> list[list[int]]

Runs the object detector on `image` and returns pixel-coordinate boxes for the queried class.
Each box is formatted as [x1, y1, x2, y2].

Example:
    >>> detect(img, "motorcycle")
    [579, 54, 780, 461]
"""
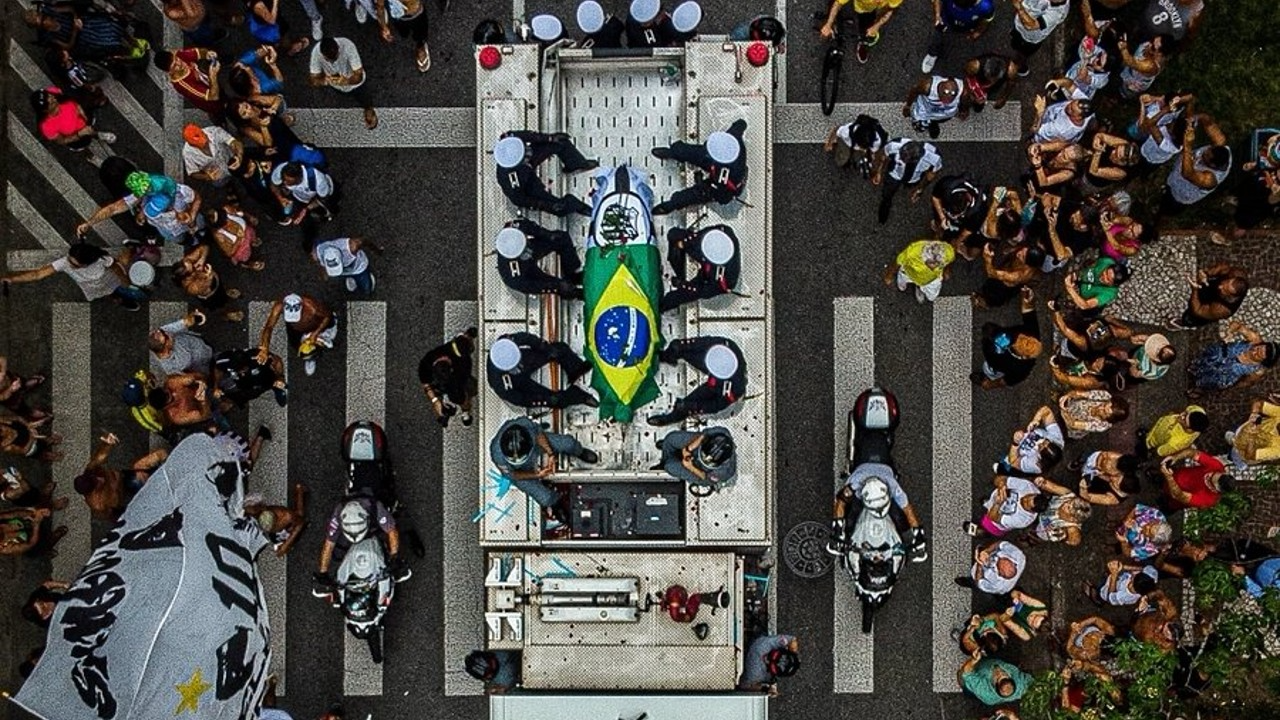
[830, 387, 921, 633]
[312, 422, 424, 663]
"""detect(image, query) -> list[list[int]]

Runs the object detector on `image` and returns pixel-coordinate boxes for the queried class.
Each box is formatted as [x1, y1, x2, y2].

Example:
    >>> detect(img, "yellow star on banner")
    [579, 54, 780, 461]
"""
[174, 668, 212, 715]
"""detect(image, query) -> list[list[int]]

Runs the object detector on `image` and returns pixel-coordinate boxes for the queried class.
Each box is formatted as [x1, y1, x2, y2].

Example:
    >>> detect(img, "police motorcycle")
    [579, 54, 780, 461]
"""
[312, 421, 423, 663]
[826, 388, 926, 633]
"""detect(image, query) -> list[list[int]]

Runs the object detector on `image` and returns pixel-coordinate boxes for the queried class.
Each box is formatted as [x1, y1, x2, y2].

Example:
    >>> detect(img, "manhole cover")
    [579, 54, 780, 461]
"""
[784, 521, 834, 578]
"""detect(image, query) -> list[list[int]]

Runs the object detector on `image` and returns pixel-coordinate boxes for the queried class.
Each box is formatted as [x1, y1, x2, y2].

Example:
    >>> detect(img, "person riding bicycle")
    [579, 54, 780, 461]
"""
[828, 461, 928, 559]
[314, 493, 407, 586]
[817, 0, 902, 65]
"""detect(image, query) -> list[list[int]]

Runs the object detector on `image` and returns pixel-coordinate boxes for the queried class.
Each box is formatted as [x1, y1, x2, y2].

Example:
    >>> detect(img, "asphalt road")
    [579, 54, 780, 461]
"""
[0, 0, 1200, 717]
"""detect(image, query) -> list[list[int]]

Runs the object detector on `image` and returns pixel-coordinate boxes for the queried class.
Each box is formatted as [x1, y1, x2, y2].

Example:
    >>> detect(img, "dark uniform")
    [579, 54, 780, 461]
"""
[658, 426, 738, 490]
[580, 16, 625, 47]
[625, 11, 675, 47]
[497, 219, 584, 299]
[652, 119, 749, 215]
[660, 225, 741, 312]
[648, 336, 747, 426]
[495, 131, 594, 217]
[417, 329, 478, 410]
[486, 332, 597, 409]
[213, 348, 286, 408]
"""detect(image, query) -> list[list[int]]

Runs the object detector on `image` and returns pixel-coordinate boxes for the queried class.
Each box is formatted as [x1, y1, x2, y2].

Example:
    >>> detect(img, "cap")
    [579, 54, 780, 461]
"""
[282, 293, 304, 323]
[671, 0, 701, 33]
[576, 0, 605, 33]
[182, 123, 207, 146]
[121, 377, 147, 406]
[699, 229, 734, 264]
[495, 227, 528, 259]
[144, 194, 172, 217]
[489, 338, 522, 371]
[128, 261, 156, 287]
[630, 0, 659, 24]
[531, 14, 563, 41]
[125, 171, 152, 198]
[494, 136, 526, 168]
[1144, 333, 1171, 359]
[321, 246, 344, 277]
[704, 344, 739, 379]
[706, 131, 740, 164]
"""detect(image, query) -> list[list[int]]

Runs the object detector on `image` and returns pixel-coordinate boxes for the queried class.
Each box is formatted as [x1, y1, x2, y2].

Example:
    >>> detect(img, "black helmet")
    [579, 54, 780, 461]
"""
[749, 16, 786, 46]
[464, 650, 499, 681]
[473, 19, 506, 44]
[766, 648, 799, 677]
[698, 433, 734, 468]
[500, 423, 534, 465]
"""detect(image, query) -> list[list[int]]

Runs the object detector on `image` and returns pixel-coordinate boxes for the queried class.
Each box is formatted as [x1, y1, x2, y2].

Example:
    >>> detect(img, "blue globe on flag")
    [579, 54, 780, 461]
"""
[594, 305, 651, 368]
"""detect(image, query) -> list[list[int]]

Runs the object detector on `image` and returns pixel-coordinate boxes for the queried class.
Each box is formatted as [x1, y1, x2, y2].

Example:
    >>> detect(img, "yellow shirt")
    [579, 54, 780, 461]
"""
[1145, 405, 1204, 458]
[897, 240, 954, 287]
[837, 0, 904, 12]
[1232, 401, 1280, 463]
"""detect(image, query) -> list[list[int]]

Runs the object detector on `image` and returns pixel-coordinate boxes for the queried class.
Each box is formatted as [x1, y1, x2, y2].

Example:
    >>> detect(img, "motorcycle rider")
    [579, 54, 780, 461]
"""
[828, 461, 928, 559]
[314, 492, 408, 587]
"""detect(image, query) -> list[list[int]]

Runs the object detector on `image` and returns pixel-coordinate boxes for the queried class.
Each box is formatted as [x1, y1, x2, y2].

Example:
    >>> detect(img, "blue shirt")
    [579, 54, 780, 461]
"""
[1246, 558, 1280, 598]
[941, 0, 995, 31]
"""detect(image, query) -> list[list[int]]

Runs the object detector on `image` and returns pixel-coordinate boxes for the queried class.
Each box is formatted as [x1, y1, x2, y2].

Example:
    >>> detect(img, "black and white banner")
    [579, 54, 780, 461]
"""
[14, 434, 273, 720]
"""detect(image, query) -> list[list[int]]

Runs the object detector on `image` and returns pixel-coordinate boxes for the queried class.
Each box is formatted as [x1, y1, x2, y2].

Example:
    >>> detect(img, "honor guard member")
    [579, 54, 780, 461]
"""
[490, 417, 600, 518]
[667, 1, 701, 43]
[418, 328, 478, 427]
[654, 426, 738, 493]
[626, 0, 673, 48]
[575, 0, 624, 48]
[648, 337, 747, 426]
[487, 334, 599, 409]
[493, 135, 593, 217]
[651, 119, 749, 215]
[529, 13, 565, 46]
[660, 225, 741, 312]
[495, 222, 585, 299]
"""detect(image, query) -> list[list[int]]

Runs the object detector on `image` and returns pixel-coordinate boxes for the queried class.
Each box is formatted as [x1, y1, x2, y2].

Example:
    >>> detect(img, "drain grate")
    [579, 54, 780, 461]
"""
[783, 521, 834, 579]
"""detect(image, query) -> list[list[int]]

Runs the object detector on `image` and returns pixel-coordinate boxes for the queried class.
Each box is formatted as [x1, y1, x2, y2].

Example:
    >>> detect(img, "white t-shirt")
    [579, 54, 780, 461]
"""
[1166, 145, 1231, 205]
[884, 139, 943, 184]
[145, 184, 200, 240]
[309, 38, 365, 92]
[1103, 565, 1158, 605]
[1014, 421, 1064, 474]
[181, 125, 236, 177]
[51, 255, 120, 301]
[1014, 0, 1071, 44]
[975, 541, 1026, 595]
[984, 476, 1041, 530]
[271, 165, 334, 202]
[313, 237, 369, 275]
[1034, 101, 1090, 144]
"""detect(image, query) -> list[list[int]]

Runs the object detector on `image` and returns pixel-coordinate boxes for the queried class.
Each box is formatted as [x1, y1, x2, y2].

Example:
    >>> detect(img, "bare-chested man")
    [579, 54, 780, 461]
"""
[257, 292, 338, 376]
[244, 482, 307, 557]
[73, 433, 168, 521]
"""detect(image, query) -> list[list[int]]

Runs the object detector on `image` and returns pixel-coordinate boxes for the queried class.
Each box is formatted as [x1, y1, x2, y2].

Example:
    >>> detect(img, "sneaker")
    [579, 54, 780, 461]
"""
[920, 54, 936, 74]
[461, 410, 472, 426]
[1016, 63, 1029, 77]
[928, 121, 941, 140]
[96, 131, 117, 144]
[368, 275, 376, 293]
[345, 278, 357, 292]
[303, 358, 317, 376]
[651, 147, 673, 160]
[961, 520, 979, 536]
[273, 386, 289, 406]
[855, 41, 870, 64]
[311, 18, 324, 40]
[256, 425, 273, 441]
[578, 448, 600, 464]
[119, 298, 141, 312]
[949, 627, 963, 642]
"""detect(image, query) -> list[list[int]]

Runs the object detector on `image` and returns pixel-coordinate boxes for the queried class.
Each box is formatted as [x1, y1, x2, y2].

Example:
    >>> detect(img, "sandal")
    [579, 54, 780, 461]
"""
[416, 45, 431, 73]
[246, 261, 267, 271]
[364, 107, 379, 130]
[226, 311, 246, 323]
[227, 288, 242, 299]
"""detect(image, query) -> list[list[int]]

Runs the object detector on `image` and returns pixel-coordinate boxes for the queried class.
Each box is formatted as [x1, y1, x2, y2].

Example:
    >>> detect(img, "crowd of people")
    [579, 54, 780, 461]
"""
[3, 0, 1278, 713]
[822, 0, 1278, 715]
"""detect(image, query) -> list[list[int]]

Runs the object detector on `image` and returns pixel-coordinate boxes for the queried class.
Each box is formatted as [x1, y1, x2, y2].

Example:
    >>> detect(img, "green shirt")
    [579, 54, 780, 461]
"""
[1078, 257, 1119, 307]
[962, 658, 1032, 705]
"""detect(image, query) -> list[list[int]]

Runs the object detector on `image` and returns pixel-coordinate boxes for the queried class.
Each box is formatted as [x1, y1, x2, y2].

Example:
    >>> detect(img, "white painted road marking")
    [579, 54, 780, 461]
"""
[249, 300, 291, 696]
[442, 301, 486, 697]
[50, 303, 92, 581]
[832, 297, 875, 693]
[931, 296, 973, 692]
[774, 102, 1023, 144]
[344, 300, 387, 696]
[7, 183, 65, 251]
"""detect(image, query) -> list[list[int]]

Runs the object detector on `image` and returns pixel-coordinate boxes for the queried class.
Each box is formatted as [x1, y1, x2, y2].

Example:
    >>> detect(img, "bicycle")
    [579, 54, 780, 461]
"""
[814, 11, 847, 116]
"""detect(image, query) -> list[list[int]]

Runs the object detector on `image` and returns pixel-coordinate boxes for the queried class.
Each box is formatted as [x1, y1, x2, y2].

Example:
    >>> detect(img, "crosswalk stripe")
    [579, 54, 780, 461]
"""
[98, 77, 166, 160]
[7, 38, 54, 90]
[146, 0, 186, 180]
[7, 114, 125, 245]
[774, 102, 1024, 144]
[147, 302, 186, 453]
[832, 296, 876, 693]
[930, 296, 973, 692]
[7, 183, 65, 250]
[441, 300, 485, 697]
[249, 300, 291, 696]
[5, 245, 183, 272]
[343, 300, 387, 696]
[49, 303, 93, 582]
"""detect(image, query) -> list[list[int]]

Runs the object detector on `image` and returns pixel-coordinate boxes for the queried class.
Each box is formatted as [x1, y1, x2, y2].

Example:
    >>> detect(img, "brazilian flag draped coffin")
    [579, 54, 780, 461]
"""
[13, 434, 272, 720]
[582, 166, 664, 422]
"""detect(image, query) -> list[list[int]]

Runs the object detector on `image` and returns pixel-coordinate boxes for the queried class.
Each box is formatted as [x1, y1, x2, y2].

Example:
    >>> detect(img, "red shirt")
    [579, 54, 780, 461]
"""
[1171, 452, 1225, 509]
[38, 90, 88, 141]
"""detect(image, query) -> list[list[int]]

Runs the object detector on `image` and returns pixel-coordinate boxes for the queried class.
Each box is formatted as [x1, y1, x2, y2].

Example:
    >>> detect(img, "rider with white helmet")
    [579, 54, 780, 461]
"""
[829, 461, 927, 557]
[316, 493, 401, 584]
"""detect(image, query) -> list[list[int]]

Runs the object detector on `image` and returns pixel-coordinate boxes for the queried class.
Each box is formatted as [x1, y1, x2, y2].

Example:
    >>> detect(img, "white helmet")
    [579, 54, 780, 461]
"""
[671, 0, 701, 33]
[340, 500, 371, 541]
[704, 344, 739, 380]
[576, 0, 605, 33]
[493, 136, 526, 169]
[699, 229, 734, 265]
[629, 0, 659, 23]
[489, 338, 522, 371]
[860, 477, 891, 513]
[530, 13, 563, 42]
[706, 131, 740, 164]
[495, 227, 528, 259]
